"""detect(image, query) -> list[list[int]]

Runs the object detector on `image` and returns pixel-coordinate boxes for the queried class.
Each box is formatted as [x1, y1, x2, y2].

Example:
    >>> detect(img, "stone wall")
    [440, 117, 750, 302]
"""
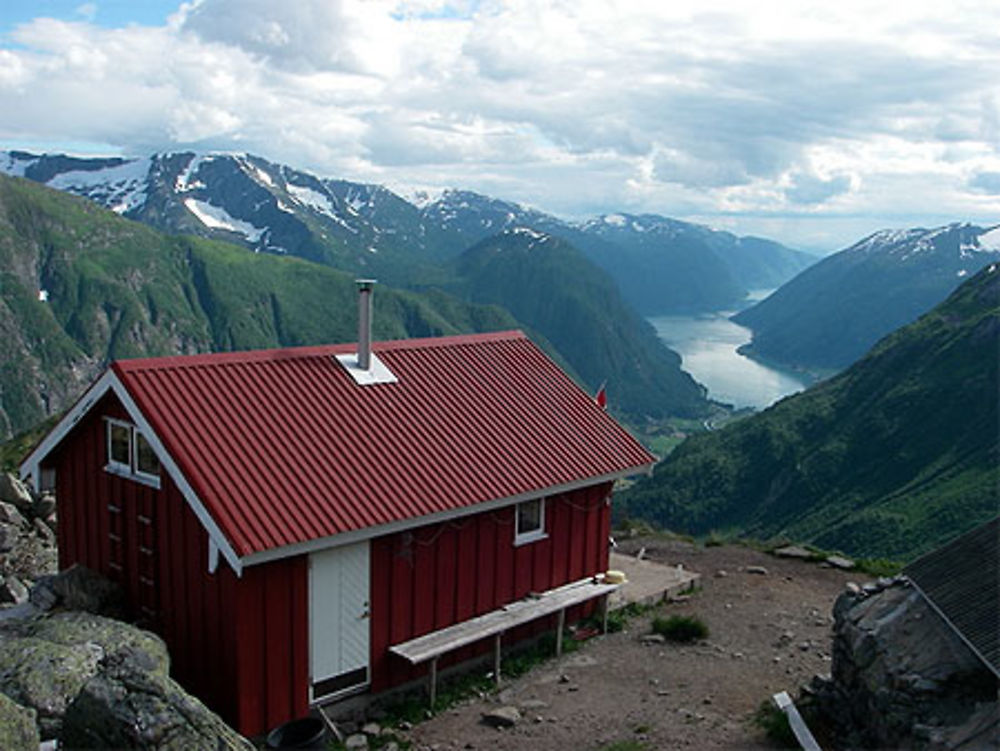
[810, 578, 998, 750]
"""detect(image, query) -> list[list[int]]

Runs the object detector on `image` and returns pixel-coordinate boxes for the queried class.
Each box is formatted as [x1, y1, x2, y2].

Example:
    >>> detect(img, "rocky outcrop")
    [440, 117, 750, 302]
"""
[0, 567, 253, 750]
[0, 472, 58, 603]
[810, 578, 998, 749]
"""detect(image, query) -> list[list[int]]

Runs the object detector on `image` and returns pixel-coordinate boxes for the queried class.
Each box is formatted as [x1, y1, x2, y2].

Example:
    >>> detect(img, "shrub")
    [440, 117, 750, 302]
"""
[752, 699, 797, 748]
[650, 614, 708, 642]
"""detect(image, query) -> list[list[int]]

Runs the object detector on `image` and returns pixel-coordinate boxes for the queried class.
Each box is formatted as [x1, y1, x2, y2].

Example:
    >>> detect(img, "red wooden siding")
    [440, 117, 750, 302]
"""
[369, 482, 612, 691]
[48, 392, 307, 738]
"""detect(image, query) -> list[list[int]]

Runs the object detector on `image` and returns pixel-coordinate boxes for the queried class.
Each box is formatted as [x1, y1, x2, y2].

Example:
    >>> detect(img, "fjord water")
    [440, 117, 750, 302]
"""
[649, 294, 809, 409]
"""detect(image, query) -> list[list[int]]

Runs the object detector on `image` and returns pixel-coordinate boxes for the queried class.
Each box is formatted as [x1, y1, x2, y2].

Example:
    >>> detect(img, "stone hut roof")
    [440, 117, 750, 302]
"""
[904, 516, 999, 677]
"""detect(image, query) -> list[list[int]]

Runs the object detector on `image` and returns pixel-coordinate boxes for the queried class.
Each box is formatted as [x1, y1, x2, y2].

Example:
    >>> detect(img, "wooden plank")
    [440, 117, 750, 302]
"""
[390, 578, 618, 665]
[773, 691, 822, 751]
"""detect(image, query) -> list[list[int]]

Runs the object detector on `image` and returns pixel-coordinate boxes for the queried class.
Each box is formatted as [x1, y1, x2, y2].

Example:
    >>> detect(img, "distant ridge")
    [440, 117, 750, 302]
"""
[0, 150, 815, 314]
[733, 222, 1000, 372]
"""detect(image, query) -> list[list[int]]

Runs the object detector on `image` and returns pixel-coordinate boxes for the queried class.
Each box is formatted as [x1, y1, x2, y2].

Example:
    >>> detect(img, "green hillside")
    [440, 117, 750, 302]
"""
[444, 229, 710, 420]
[0, 174, 520, 438]
[618, 264, 1000, 561]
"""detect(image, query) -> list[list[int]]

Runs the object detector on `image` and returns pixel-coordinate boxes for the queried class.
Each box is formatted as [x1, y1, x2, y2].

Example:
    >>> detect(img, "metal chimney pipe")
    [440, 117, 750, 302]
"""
[356, 279, 376, 370]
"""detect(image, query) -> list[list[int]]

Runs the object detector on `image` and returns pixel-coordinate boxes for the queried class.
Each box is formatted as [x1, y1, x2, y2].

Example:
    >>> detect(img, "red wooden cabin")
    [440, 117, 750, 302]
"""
[21, 312, 653, 737]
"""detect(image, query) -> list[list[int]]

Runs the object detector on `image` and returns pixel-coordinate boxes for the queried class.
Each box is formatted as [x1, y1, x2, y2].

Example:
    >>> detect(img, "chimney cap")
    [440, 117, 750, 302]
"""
[355, 278, 377, 291]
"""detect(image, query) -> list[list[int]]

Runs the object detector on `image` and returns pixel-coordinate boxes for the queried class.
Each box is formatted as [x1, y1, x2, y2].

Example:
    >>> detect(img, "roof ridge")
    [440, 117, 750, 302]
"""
[112, 330, 526, 372]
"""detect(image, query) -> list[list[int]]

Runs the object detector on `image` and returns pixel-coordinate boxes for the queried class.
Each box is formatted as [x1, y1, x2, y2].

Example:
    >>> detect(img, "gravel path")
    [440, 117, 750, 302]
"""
[402, 538, 858, 750]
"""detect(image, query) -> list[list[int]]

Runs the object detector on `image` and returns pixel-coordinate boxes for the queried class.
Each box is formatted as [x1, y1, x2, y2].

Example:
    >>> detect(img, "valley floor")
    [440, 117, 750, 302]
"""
[403, 538, 856, 750]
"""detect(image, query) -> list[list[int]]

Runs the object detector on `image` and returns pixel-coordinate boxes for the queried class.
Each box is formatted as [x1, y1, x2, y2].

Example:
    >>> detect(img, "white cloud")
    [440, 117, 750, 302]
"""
[0, 0, 998, 251]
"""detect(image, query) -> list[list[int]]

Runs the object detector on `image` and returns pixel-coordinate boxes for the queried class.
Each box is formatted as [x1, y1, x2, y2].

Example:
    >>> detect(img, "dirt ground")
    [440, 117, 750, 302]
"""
[401, 537, 859, 750]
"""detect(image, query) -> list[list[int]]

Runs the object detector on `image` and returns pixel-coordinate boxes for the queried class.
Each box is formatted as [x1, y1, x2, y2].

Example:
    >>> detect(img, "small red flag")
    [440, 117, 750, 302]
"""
[595, 382, 607, 410]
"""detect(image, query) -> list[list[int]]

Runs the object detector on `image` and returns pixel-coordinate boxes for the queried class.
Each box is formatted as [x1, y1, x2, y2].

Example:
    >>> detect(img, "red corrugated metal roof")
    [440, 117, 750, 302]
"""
[112, 331, 654, 558]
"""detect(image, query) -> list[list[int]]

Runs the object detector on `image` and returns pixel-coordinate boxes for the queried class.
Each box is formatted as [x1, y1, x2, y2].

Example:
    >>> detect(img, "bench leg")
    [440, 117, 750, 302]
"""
[556, 608, 566, 656]
[602, 593, 610, 634]
[494, 633, 502, 686]
[429, 657, 438, 708]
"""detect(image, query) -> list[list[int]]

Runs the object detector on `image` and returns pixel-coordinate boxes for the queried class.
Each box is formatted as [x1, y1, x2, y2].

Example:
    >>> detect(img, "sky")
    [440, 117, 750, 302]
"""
[0, 1, 998, 254]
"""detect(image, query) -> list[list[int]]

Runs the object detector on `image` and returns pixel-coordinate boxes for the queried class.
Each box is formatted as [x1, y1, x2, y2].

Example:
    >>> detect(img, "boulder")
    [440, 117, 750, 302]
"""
[0, 635, 104, 738]
[0, 473, 33, 512]
[61, 649, 254, 750]
[0, 611, 170, 740]
[0, 692, 39, 751]
[30, 564, 125, 618]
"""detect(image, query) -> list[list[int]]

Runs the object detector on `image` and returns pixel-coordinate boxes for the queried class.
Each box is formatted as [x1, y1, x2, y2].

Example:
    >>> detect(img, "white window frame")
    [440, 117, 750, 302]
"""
[104, 418, 161, 489]
[514, 498, 547, 546]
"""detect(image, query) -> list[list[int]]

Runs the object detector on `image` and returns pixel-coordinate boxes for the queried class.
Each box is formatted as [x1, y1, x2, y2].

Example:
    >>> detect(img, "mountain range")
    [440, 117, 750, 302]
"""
[0, 169, 714, 439]
[618, 263, 1000, 561]
[733, 223, 1000, 372]
[0, 150, 814, 315]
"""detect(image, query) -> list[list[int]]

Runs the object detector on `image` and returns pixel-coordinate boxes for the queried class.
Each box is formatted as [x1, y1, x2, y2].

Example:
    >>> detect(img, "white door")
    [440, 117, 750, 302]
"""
[309, 541, 370, 700]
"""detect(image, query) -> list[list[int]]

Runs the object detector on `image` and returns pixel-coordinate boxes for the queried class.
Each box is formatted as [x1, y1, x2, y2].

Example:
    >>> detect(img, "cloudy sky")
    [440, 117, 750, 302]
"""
[1, 0, 998, 253]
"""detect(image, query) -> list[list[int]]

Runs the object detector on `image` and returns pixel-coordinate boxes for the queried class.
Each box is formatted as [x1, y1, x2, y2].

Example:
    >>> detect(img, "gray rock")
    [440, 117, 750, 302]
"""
[32, 494, 56, 521]
[344, 734, 369, 750]
[640, 633, 666, 644]
[519, 699, 548, 710]
[30, 565, 125, 617]
[0, 473, 33, 512]
[361, 721, 381, 735]
[0, 692, 39, 751]
[0, 500, 26, 527]
[0, 522, 17, 553]
[746, 565, 768, 575]
[482, 706, 521, 728]
[0, 573, 29, 605]
[773, 545, 813, 559]
[61, 648, 254, 750]
[826, 555, 855, 570]
[32, 517, 56, 546]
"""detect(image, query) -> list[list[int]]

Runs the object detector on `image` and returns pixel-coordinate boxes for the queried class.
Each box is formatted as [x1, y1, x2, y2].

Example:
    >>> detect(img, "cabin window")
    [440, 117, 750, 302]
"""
[107, 420, 132, 471]
[134, 432, 161, 479]
[515, 498, 546, 545]
[105, 419, 161, 488]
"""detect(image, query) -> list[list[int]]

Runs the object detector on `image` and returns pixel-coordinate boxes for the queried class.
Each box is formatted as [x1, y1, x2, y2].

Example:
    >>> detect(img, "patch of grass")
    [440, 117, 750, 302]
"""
[651, 614, 708, 642]
[597, 741, 648, 751]
[596, 601, 654, 634]
[752, 699, 797, 749]
[855, 557, 903, 577]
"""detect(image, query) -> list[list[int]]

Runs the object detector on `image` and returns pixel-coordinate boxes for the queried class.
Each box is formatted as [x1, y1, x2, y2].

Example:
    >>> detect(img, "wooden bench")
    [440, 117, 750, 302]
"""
[390, 577, 619, 705]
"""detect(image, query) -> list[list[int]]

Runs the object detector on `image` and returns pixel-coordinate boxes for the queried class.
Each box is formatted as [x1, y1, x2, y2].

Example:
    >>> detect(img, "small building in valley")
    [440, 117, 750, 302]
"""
[20, 286, 654, 736]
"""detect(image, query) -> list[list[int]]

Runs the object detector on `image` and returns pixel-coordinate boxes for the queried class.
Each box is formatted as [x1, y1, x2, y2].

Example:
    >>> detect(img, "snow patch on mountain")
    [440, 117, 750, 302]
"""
[288, 183, 336, 216]
[0, 151, 38, 177]
[175, 154, 213, 193]
[237, 156, 274, 188]
[48, 158, 151, 214]
[603, 214, 626, 227]
[975, 226, 1000, 252]
[398, 185, 446, 209]
[183, 198, 266, 242]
